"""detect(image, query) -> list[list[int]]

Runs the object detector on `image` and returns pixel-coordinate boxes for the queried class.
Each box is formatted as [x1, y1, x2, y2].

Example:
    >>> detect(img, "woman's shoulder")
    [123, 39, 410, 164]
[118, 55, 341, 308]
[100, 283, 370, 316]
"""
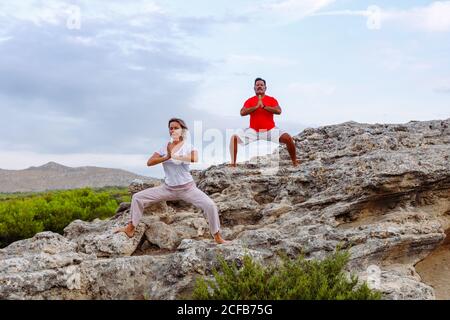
[182, 142, 197, 152]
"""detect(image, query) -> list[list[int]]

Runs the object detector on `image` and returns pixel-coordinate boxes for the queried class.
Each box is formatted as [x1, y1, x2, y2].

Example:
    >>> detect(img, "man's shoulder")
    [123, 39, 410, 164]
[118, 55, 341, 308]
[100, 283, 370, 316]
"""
[264, 95, 279, 104]
[243, 95, 257, 106]
[245, 95, 257, 102]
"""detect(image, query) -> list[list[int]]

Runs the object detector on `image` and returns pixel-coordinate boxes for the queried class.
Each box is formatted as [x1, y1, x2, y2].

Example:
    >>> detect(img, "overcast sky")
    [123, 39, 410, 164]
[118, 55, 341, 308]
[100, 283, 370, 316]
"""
[0, 0, 449, 177]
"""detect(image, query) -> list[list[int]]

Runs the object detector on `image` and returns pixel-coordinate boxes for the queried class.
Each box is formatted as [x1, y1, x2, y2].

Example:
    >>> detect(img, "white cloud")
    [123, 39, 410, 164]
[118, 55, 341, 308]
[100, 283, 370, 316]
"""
[0, 1, 74, 26]
[388, 1, 450, 32]
[227, 54, 298, 67]
[67, 36, 96, 46]
[367, 47, 434, 73]
[127, 64, 146, 71]
[0, 36, 13, 43]
[0, 0, 165, 27]
[170, 72, 204, 82]
[433, 78, 450, 93]
[0, 1, 211, 156]
[434, 86, 450, 93]
[34, 112, 86, 125]
[311, 5, 382, 29]
[287, 82, 336, 97]
[262, 0, 335, 21]
[313, 1, 450, 32]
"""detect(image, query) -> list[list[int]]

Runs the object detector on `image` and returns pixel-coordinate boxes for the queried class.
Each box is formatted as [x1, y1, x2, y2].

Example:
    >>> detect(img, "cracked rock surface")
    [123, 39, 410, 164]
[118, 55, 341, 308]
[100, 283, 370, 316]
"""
[1, 119, 449, 299]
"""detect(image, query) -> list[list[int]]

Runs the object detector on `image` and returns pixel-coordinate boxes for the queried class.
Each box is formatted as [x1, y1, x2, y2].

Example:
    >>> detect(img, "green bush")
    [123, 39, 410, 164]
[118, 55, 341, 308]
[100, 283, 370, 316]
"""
[0, 187, 130, 247]
[192, 250, 381, 300]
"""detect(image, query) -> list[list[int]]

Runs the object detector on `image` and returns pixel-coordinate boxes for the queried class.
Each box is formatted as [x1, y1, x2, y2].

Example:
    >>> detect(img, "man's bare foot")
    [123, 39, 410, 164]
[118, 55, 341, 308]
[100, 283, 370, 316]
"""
[214, 232, 230, 244]
[293, 160, 299, 167]
[228, 163, 238, 168]
[114, 222, 135, 238]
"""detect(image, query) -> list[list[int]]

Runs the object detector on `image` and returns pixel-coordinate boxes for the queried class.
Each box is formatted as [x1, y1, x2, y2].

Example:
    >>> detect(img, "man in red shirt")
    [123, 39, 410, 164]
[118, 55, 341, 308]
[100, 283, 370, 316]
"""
[230, 78, 298, 167]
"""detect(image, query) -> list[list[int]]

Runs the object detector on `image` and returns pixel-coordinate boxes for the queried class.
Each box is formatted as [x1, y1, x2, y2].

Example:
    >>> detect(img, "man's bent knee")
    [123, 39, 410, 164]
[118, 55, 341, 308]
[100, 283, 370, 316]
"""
[231, 134, 243, 145]
[279, 133, 291, 143]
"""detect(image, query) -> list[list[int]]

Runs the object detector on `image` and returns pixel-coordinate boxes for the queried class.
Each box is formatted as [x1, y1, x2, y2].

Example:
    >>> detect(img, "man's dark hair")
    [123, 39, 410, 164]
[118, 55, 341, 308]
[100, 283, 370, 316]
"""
[254, 77, 266, 86]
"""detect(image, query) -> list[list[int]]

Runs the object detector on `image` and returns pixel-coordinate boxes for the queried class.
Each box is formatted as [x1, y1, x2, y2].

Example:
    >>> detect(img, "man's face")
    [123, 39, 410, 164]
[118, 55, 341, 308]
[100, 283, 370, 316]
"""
[254, 80, 266, 96]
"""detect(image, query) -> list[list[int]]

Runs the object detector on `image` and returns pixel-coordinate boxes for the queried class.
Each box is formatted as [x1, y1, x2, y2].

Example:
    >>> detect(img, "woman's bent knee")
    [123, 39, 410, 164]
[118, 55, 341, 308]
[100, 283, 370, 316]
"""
[199, 199, 217, 212]
[131, 193, 141, 202]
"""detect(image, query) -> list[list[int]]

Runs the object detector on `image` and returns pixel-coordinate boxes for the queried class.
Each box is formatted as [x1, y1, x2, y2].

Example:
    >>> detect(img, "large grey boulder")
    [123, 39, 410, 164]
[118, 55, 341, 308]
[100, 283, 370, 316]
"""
[1, 119, 449, 300]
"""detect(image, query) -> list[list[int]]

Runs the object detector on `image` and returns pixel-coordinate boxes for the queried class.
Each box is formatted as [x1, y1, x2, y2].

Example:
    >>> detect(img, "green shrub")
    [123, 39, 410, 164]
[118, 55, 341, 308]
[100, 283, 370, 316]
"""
[192, 250, 381, 300]
[0, 187, 130, 247]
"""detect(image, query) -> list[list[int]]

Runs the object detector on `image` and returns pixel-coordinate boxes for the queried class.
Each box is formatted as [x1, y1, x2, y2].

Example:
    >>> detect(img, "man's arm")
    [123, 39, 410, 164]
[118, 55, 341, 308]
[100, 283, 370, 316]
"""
[240, 105, 259, 116]
[241, 96, 264, 116]
[262, 105, 282, 115]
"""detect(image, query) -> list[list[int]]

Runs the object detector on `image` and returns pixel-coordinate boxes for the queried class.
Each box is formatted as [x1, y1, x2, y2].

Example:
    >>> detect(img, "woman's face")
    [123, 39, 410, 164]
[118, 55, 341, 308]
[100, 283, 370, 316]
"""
[169, 121, 183, 141]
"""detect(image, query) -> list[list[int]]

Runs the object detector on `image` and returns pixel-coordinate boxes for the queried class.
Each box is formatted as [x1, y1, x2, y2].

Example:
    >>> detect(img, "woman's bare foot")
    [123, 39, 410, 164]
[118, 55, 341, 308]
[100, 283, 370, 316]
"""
[228, 163, 237, 168]
[114, 222, 135, 238]
[292, 159, 299, 167]
[214, 232, 230, 245]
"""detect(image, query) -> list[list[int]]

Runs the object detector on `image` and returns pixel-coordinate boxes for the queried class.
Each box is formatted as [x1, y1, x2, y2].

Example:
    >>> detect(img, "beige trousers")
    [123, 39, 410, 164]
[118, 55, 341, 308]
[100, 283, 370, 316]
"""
[130, 181, 220, 235]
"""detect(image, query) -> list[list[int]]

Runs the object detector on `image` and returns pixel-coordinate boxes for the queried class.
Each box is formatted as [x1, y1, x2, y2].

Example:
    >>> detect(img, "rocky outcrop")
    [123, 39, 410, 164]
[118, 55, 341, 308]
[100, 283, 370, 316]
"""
[0, 119, 449, 300]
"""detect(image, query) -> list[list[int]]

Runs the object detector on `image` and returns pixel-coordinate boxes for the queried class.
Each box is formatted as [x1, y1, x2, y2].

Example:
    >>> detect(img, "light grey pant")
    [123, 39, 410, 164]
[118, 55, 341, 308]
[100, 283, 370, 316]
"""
[130, 181, 220, 235]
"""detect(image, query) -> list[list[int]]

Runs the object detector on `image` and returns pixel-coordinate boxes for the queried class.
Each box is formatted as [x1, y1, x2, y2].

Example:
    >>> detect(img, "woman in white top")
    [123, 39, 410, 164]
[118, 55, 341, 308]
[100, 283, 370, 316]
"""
[115, 118, 228, 244]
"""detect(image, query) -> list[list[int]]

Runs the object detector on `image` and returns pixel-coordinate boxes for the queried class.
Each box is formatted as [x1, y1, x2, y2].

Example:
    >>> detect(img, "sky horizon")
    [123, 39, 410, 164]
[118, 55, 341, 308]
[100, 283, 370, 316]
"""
[1, 0, 449, 178]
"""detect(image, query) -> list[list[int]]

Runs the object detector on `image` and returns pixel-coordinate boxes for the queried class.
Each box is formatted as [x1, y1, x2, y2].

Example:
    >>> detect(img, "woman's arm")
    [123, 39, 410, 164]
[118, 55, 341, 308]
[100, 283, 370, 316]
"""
[171, 150, 198, 163]
[147, 144, 172, 166]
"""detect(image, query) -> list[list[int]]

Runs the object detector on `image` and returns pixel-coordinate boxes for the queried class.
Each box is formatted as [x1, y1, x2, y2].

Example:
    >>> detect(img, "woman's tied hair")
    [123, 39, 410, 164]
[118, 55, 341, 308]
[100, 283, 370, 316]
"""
[168, 118, 188, 140]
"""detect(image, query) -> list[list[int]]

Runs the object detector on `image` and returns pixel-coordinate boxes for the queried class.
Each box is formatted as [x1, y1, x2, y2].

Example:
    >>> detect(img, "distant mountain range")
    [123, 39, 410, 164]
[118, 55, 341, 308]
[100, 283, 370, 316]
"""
[0, 162, 158, 193]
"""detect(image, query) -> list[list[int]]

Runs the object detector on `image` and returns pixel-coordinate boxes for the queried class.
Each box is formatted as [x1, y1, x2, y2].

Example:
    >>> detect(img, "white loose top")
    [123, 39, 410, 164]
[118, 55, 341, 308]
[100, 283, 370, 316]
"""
[157, 142, 197, 186]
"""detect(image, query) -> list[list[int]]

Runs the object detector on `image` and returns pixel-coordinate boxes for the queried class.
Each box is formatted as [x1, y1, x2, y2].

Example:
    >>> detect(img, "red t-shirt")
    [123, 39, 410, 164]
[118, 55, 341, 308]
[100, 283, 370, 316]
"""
[243, 95, 279, 131]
